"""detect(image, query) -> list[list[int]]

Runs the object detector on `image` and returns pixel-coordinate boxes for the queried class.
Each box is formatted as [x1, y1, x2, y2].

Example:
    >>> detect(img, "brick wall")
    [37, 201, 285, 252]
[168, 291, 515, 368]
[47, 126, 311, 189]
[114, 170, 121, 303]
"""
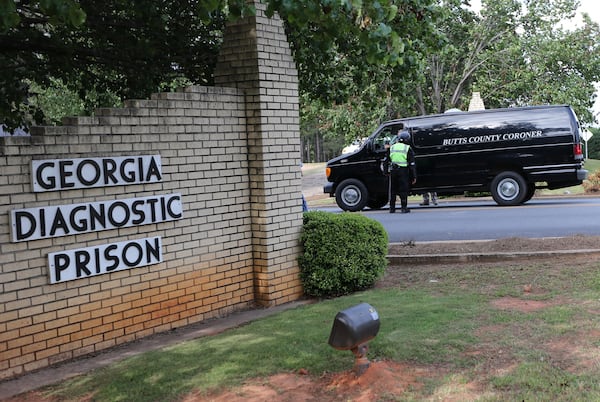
[215, 1, 302, 305]
[0, 1, 303, 380]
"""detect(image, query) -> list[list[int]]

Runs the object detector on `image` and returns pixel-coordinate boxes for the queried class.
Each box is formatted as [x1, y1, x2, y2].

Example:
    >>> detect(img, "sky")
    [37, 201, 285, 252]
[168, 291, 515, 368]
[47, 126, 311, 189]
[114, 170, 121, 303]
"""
[576, 0, 600, 24]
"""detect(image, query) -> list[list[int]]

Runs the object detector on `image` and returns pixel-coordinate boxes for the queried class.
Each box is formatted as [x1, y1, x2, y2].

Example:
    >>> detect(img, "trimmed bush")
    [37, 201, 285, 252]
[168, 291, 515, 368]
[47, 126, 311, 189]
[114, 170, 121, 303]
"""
[299, 211, 388, 297]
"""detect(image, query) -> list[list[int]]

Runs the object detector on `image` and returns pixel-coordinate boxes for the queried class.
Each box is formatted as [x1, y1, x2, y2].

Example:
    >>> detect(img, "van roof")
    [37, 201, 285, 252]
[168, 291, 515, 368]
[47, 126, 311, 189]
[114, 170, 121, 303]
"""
[386, 104, 572, 125]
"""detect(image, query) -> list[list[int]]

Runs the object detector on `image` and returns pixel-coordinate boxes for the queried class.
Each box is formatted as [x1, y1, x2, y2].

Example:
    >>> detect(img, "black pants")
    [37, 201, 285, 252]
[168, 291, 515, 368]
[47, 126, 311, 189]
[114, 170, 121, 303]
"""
[389, 167, 410, 211]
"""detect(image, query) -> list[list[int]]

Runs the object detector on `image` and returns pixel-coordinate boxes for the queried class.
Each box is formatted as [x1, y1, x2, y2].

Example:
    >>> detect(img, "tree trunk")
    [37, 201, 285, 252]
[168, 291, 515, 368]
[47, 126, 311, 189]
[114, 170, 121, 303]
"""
[315, 132, 321, 162]
[416, 86, 426, 115]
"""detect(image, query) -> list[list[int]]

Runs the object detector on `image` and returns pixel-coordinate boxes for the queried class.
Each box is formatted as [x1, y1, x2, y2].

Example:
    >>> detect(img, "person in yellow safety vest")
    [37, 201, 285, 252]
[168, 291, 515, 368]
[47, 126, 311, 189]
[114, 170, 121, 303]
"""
[388, 130, 417, 213]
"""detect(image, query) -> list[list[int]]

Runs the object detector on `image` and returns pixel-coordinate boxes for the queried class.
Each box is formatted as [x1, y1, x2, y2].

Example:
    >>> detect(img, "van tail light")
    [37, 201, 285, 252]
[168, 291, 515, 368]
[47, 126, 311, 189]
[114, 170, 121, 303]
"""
[326, 167, 331, 178]
[574, 143, 583, 156]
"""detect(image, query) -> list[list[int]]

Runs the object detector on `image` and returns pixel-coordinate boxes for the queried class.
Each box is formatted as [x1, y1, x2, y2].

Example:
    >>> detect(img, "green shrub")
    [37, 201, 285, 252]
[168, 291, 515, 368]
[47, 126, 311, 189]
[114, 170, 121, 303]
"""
[299, 211, 388, 297]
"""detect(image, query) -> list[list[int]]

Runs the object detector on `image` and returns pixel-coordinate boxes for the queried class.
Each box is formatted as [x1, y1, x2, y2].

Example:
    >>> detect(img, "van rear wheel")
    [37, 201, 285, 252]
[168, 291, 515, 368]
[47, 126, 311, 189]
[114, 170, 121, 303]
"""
[491, 172, 527, 206]
[336, 178, 368, 211]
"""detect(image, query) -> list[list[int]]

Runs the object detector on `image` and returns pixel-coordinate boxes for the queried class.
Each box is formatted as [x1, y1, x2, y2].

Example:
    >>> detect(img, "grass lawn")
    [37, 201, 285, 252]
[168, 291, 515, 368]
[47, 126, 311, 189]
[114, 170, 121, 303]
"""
[585, 158, 600, 172]
[38, 254, 600, 401]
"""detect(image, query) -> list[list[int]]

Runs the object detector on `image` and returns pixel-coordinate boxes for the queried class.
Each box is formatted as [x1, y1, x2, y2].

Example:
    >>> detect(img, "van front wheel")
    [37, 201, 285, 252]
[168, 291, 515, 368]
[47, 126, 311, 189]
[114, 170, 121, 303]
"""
[522, 184, 536, 203]
[491, 172, 527, 206]
[367, 195, 388, 210]
[336, 179, 369, 211]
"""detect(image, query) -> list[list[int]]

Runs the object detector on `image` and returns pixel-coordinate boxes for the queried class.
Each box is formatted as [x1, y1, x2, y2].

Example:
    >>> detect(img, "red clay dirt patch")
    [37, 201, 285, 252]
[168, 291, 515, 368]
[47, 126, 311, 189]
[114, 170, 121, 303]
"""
[188, 361, 426, 402]
[388, 234, 600, 255]
[490, 296, 552, 313]
[3, 391, 51, 402]
[544, 329, 600, 373]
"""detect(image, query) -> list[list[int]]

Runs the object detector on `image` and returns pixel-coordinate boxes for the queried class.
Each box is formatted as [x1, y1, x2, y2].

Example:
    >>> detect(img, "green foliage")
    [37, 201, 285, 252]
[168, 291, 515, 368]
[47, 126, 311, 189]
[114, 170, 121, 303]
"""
[414, 0, 485, 113]
[1, 0, 438, 132]
[301, 0, 600, 159]
[472, 0, 600, 126]
[298, 211, 388, 297]
[27, 78, 123, 125]
[0, 0, 19, 31]
[300, 95, 347, 161]
[0, 0, 256, 32]
[0, 0, 86, 32]
[283, 0, 439, 108]
[4, 0, 600, 138]
[300, 85, 397, 159]
[0, 0, 234, 131]
[267, 0, 425, 73]
[28, 79, 84, 125]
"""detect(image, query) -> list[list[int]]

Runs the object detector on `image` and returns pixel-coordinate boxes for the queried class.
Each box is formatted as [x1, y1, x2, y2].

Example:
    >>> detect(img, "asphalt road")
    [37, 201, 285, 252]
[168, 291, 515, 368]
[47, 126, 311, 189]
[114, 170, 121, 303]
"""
[314, 196, 600, 242]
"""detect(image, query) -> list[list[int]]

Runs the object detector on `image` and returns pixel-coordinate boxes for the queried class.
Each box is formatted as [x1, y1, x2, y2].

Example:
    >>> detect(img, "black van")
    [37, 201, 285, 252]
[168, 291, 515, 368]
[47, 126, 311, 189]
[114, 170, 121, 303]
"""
[323, 105, 587, 211]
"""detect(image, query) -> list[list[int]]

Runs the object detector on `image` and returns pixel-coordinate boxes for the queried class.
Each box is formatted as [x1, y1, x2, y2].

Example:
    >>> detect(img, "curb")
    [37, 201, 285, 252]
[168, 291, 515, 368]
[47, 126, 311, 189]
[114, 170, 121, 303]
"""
[387, 249, 600, 265]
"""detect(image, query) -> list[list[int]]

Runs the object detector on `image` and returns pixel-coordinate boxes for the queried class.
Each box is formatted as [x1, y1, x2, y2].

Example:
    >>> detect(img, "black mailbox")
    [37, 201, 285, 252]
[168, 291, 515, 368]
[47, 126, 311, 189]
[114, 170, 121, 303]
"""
[328, 303, 380, 350]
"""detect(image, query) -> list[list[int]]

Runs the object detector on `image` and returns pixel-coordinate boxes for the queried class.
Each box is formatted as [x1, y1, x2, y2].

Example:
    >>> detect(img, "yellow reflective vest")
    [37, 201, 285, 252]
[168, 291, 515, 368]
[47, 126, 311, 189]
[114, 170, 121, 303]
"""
[390, 143, 409, 167]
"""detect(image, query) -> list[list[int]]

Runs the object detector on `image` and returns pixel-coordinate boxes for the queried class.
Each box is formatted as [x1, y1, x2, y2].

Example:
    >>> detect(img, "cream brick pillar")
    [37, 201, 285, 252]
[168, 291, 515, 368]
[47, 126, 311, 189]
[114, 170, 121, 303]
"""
[214, 1, 303, 305]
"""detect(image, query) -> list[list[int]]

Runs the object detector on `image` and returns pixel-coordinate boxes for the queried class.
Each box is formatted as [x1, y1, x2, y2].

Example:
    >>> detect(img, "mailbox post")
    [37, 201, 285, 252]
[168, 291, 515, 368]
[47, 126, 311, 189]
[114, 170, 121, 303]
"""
[328, 303, 380, 375]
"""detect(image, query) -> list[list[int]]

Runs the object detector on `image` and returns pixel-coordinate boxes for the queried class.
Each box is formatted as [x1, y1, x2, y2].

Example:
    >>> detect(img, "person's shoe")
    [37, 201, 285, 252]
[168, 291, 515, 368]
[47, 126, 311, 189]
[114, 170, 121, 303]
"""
[389, 208, 395, 213]
[419, 201, 429, 206]
[433, 201, 438, 206]
[401, 208, 410, 213]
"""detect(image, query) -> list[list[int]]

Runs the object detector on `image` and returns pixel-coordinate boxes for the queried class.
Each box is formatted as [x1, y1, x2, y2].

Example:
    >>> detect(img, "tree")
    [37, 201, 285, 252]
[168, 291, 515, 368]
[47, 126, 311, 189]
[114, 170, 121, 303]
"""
[1, 0, 430, 132]
[472, 0, 600, 126]
[5, 0, 600, 154]
[413, 0, 483, 114]
[288, 0, 442, 158]
[0, 0, 237, 130]
[0, 0, 86, 31]
[300, 86, 399, 162]
[408, 0, 600, 127]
